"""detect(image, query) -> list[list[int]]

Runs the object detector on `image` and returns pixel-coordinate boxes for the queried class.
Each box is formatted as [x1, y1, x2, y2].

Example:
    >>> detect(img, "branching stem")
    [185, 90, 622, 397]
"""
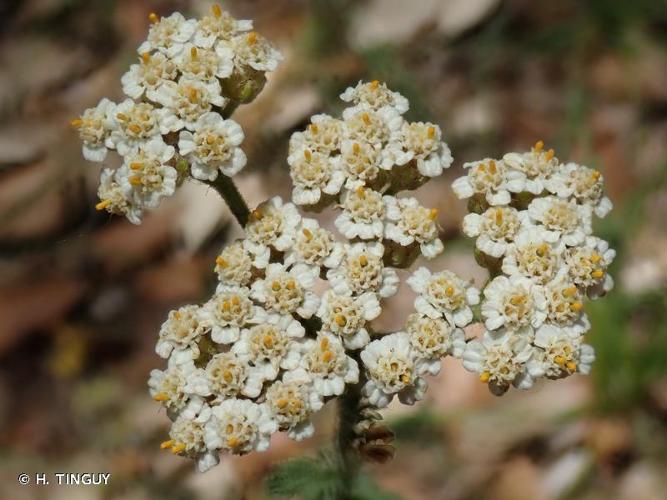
[206, 174, 251, 227]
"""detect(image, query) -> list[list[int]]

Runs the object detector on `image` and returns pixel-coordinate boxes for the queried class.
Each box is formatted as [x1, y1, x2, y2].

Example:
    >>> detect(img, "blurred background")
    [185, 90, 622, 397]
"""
[1, 0, 667, 498]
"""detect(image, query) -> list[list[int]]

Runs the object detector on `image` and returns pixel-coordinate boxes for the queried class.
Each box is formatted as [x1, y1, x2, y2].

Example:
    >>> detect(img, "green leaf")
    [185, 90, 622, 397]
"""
[265, 453, 401, 500]
[265, 455, 340, 500]
[350, 474, 402, 500]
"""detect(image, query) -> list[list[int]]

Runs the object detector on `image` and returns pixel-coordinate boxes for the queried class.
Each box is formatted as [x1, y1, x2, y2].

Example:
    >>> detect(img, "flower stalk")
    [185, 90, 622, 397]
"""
[336, 381, 362, 497]
[207, 174, 250, 227]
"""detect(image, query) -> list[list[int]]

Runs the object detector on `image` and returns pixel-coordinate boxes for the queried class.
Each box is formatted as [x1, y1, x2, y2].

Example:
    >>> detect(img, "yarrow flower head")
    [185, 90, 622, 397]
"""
[81, 12, 616, 468]
[360, 332, 427, 408]
[133, 73, 464, 471]
[287, 79, 454, 210]
[407, 267, 480, 327]
[74, 6, 281, 225]
[451, 140, 614, 395]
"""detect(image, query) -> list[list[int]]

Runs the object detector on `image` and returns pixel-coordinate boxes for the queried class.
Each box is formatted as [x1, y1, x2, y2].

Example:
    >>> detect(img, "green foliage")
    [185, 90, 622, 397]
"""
[266, 454, 340, 499]
[265, 452, 400, 500]
[390, 406, 445, 445]
[302, 0, 354, 58]
[588, 289, 667, 413]
[586, 163, 667, 413]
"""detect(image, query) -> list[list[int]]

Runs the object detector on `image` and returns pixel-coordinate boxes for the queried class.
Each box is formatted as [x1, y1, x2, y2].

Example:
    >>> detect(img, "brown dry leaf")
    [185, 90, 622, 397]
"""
[0, 160, 68, 240]
[134, 256, 209, 304]
[0, 275, 86, 354]
[90, 205, 179, 273]
[490, 456, 544, 500]
[586, 418, 634, 463]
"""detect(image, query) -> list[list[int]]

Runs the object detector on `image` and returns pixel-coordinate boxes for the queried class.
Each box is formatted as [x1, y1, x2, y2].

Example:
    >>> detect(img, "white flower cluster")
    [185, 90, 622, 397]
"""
[149, 195, 364, 471]
[450, 141, 615, 395]
[147, 80, 465, 471]
[94, 7, 617, 467]
[287, 80, 453, 260]
[73, 6, 282, 224]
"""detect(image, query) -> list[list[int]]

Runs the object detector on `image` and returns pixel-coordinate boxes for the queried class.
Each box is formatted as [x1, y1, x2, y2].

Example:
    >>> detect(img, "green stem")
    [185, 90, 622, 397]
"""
[336, 382, 361, 498]
[221, 100, 240, 119]
[207, 174, 251, 227]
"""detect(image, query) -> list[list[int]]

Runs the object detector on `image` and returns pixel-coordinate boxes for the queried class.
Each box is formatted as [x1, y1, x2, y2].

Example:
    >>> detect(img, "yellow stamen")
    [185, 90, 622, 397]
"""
[216, 256, 228, 268]
[141, 52, 150, 63]
[320, 337, 329, 350]
[190, 46, 198, 59]
[174, 311, 182, 320]
[95, 199, 111, 211]
[401, 374, 411, 384]
[223, 370, 233, 383]
[591, 170, 601, 180]
[222, 301, 231, 312]
[590, 254, 602, 264]
[427, 126, 436, 139]
[286, 279, 296, 290]
[428, 208, 438, 220]
[160, 440, 174, 449]
[370, 80, 379, 89]
[309, 123, 318, 134]
[566, 361, 577, 371]
[251, 208, 262, 220]
[263, 335, 274, 348]
[271, 281, 281, 292]
[171, 443, 186, 454]
[212, 4, 222, 18]
[545, 148, 555, 161]
[70, 118, 83, 128]
[355, 186, 365, 197]
[353, 142, 360, 154]
[247, 32, 257, 45]
[510, 295, 526, 306]
[290, 400, 303, 411]
[116, 112, 128, 121]
[231, 295, 240, 306]
[554, 355, 566, 366]
[570, 301, 583, 312]
[129, 175, 142, 186]
[276, 398, 288, 409]
[591, 269, 604, 279]
[189, 87, 198, 102]
[303, 149, 312, 161]
[361, 113, 371, 125]
[536, 243, 548, 256]
[495, 209, 503, 225]
[445, 286, 454, 297]
[562, 286, 578, 297]
[130, 162, 143, 170]
[302, 228, 313, 240]
[488, 160, 497, 174]
[335, 315, 347, 327]
[226, 437, 240, 448]
[359, 255, 368, 267]
[128, 123, 141, 134]
[153, 392, 169, 402]
[148, 12, 159, 24]
[479, 371, 491, 383]
[534, 140, 544, 152]
[322, 350, 333, 363]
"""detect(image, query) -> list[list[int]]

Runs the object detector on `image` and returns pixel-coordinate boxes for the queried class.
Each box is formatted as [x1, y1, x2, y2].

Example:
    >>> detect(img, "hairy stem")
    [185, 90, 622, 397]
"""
[336, 381, 361, 498]
[206, 174, 251, 227]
